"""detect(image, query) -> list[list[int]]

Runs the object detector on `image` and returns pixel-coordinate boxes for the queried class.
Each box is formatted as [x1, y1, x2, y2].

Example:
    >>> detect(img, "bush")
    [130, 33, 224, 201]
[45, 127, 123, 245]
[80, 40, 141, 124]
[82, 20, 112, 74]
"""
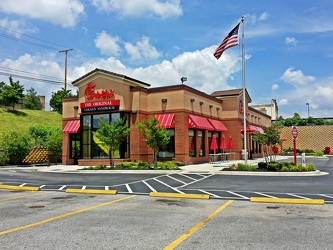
[0, 131, 32, 164]
[237, 163, 257, 171]
[0, 156, 9, 166]
[315, 151, 324, 156]
[258, 162, 267, 170]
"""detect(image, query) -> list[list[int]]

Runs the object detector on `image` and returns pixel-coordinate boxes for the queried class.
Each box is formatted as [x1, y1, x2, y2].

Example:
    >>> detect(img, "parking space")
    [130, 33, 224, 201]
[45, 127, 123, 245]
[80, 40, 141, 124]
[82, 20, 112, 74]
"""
[1, 190, 333, 249]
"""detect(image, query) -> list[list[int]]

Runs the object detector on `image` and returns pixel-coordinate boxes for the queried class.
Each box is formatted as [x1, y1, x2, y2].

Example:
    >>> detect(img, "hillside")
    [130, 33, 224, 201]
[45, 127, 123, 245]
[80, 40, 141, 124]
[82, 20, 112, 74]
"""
[0, 108, 62, 137]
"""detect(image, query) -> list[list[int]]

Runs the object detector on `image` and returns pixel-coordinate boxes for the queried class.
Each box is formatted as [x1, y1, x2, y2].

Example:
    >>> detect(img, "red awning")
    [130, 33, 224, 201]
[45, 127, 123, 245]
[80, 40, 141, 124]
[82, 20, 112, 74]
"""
[63, 120, 80, 133]
[241, 125, 264, 134]
[188, 114, 214, 130]
[155, 114, 175, 128]
[208, 118, 228, 132]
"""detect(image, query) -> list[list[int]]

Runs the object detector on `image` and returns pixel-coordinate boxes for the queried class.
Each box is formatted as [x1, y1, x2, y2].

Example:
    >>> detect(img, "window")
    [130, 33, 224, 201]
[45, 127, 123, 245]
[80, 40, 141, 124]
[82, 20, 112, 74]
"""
[189, 129, 196, 157]
[198, 130, 205, 156]
[81, 112, 130, 159]
[158, 129, 175, 158]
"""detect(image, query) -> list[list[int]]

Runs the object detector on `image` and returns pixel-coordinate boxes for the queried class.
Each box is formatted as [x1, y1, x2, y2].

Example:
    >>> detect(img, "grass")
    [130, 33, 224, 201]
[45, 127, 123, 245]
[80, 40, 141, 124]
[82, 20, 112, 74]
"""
[0, 108, 62, 137]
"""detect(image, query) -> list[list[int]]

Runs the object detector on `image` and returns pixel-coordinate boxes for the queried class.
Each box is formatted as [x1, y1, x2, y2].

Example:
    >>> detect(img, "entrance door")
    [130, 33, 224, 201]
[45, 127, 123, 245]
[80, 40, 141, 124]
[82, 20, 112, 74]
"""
[70, 134, 81, 164]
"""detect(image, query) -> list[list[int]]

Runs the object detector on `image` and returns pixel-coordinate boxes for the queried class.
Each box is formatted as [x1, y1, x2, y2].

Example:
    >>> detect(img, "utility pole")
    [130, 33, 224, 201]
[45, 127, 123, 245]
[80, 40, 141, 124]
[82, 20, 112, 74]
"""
[59, 49, 73, 91]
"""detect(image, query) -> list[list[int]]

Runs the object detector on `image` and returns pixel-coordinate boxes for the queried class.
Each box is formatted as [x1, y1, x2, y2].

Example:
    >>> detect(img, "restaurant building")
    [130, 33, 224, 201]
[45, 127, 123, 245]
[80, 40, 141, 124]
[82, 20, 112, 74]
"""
[62, 68, 271, 166]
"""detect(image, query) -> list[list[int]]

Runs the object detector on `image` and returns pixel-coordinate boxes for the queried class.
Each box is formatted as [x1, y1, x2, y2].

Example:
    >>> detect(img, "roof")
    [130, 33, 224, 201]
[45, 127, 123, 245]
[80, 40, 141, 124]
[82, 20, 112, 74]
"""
[71, 68, 150, 87]
[210, 88, 252, 103]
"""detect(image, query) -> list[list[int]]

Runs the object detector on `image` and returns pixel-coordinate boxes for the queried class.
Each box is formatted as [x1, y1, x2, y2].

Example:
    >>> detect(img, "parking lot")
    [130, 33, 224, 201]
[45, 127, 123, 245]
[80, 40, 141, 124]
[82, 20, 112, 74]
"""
[1, 190, 333, 249]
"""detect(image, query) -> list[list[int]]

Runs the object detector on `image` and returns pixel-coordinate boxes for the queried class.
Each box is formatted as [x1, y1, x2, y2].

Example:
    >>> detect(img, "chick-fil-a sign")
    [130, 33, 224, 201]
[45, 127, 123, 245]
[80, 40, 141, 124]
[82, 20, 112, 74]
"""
[84, 82, 115, 100]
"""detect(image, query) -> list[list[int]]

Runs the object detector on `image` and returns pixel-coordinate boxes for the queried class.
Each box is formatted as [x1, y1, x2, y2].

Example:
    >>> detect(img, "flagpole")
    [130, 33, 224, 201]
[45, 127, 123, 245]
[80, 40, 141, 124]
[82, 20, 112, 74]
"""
[241, 16, 247, 165]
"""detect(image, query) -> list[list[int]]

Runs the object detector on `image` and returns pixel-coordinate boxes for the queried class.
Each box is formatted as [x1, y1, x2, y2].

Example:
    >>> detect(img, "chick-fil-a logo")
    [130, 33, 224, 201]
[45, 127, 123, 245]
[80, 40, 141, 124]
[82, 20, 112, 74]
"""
[84, 82, 115, 100]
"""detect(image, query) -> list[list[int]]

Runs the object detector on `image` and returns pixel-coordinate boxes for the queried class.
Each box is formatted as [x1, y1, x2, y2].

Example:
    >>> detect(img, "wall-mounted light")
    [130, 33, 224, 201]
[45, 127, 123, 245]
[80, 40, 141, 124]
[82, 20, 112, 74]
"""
[181, 77, 187, 84]
[161, 99, 167, 103]
[209, 105, 213, 108]
[74, 105, 79, 109]
[216, 107, 220, 110]
[199, 102, 204, 105]
[190, 99, 195, 102]
[131, 110, 137, 114]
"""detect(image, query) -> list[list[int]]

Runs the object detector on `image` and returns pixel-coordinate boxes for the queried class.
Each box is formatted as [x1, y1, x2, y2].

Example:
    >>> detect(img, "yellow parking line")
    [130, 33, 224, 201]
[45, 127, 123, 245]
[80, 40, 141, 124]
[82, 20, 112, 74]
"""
[0, 195, 136, 236]
[0, 184, 40, 191]
[150, 192, 210, 200]
[164, 200, 233, 250]
[0, 192, 48, 202]
[250, 197, 324, 205]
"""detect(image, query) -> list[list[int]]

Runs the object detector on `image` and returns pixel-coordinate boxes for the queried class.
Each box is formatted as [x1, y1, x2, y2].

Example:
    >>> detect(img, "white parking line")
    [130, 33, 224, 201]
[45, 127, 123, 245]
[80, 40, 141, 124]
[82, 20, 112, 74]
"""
[40, 185, 46, 188]
[318, 194, 333, 199]
[199, 189, 221, 198]
[125, 184, 133, 193]
[58, 185, 67, 191]
[254, 192, 277, 198]
[286, 193, 311, 199]
[82, 186, 86, 190]
[19, 183, 27, 187]
[178, 173, 197, 181]
[105, 186, 109, 190]
[226, 191, 249, 199]
[153, 178, 184, 194]
[142, 180, 156, 192]
[166, 175, 187, 185]
[178, 174, 214, 188]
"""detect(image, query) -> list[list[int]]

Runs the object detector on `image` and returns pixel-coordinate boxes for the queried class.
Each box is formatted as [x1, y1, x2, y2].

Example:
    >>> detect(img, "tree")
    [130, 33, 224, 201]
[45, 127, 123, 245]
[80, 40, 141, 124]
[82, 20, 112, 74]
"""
[29, 124, 56, 146]
[137, 116, 170, 168]
[94, 118, 131, 168]
[0, 76, 25, 110]
[252, 125, 281, 163]
[23, 87, 43, 110]
[45, 127, 62, 158]
[50, 88, 74, 114]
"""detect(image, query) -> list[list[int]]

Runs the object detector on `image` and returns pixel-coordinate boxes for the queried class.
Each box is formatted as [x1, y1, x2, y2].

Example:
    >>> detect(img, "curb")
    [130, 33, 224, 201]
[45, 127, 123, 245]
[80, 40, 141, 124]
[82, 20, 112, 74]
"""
[0, 184, 40, 191]
[150, 192, 210, 200]
[250, 197, 324, 205]
[65, 188, 117, 195]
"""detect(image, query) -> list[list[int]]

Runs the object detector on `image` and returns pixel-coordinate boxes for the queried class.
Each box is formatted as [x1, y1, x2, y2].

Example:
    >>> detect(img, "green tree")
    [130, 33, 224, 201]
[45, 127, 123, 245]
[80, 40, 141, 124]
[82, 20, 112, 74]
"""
[45, 128, 62, 157]
[252, 125, 281, 163]
[23, 87, 43, 110]
[0, 131, 32, 164]
[94, 118, 131, 168]
[50, 88, 74, 114]
[0, 76, 25, 110]
[137, 116, 170, 168]
[29, 124, 55, 146]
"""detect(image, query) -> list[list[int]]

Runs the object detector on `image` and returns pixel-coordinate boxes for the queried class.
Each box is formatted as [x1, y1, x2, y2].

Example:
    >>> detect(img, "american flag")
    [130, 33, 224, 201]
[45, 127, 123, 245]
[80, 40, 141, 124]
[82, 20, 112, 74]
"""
[213, 23, 240, 60]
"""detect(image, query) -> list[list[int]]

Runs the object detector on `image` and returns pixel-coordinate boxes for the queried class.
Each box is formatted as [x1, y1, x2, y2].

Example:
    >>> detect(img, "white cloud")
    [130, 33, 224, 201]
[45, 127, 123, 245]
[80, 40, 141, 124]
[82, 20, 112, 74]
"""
[314, 86, 333, 97]
[279, 99, 289, 105]
[124, 36, 161, 61]
[272, 84, 279, 90]
[0, 0, 85, 28]
[259, 12, 269, 21]
[94, 31, 121, 56]
[0, 18, 37, 37]
[285, 37, 297, 46]
[280, 67, 315, 85]
[91, 0, 183, 19]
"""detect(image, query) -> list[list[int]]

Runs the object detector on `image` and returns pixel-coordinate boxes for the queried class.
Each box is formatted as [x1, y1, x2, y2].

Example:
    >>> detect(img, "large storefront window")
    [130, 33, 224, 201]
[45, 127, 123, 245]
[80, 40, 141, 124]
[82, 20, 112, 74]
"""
[189, 129, 196, 157]
[82, 112, 129, 159]
[158, 129, 175, 158]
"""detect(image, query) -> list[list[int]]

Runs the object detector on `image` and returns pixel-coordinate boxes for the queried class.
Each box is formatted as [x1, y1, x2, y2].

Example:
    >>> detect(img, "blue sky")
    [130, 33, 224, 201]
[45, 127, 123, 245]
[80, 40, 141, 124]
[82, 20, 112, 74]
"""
[0, 0, 332, 118]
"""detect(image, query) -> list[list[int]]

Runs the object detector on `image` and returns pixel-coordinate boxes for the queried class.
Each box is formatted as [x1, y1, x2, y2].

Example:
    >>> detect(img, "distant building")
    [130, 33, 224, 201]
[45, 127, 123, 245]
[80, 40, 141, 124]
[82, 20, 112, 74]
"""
[250, 99, 278, 120]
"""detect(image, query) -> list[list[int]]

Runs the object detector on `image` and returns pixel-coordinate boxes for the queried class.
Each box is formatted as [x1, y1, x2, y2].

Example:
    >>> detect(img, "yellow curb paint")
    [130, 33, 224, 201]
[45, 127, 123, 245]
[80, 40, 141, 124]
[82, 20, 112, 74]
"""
[150, 192, 210, 200]
[250, 197, 324, 205]
[0, 192, 48, 202]
[164, 200, 233, 250]
[66, 188, 117, 195]
[0, 185, 40, 191]
[0, 195, 136, 236]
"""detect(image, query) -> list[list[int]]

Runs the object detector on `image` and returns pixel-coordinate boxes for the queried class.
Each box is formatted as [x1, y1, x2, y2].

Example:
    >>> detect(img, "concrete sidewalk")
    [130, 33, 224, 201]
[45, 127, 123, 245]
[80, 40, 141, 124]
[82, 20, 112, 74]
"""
[11, 155, 327, 176]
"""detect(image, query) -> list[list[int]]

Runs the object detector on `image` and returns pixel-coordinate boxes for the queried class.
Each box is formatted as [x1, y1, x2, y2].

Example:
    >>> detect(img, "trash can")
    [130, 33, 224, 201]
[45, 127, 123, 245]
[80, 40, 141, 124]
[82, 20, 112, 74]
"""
[325, 147, 330, 155]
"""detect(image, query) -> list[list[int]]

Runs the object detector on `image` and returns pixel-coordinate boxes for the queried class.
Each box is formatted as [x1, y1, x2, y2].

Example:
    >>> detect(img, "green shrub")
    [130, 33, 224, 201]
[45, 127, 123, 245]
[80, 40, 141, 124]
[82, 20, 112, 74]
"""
[267, 163, 281, 171]
[306, 164, 316, 171]
[237, 163, 257, 171]
[258, 162, 267, 170]
[315, 151, 324, 156]
[157, 161, 181, 170]
[281, 166, 289, 172]
[0, 156, 9, 166]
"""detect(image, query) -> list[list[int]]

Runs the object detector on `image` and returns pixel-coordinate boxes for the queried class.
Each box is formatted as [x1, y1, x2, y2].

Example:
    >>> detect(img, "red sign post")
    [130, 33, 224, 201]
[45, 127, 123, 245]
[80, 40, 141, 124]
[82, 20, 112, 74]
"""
[292, 126, 298, 165]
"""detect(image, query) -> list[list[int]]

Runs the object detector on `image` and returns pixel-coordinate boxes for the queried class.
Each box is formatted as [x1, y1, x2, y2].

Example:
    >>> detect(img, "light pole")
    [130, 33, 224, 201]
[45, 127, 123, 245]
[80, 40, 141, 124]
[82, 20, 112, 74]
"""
[306, 103, 310, 117]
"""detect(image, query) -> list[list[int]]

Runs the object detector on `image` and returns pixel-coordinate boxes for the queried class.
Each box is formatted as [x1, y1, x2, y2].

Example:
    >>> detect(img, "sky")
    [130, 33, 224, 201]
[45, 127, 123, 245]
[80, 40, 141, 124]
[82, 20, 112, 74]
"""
[0, 0, 333, 118]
